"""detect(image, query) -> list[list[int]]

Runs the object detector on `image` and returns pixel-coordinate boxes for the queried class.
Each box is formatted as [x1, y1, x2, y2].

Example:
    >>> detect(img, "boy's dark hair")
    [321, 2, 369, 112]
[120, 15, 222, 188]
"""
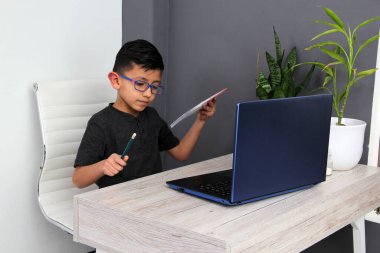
[113, 39, 164, 73]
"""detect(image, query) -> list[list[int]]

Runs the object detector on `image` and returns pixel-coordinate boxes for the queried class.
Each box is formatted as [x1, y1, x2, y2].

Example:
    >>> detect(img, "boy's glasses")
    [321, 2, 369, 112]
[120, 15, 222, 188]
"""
[118, 74, 164, 95]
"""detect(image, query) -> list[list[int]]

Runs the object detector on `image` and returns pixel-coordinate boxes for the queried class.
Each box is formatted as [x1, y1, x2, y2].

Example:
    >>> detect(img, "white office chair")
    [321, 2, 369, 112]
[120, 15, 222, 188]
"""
[34, 79, 114, 234]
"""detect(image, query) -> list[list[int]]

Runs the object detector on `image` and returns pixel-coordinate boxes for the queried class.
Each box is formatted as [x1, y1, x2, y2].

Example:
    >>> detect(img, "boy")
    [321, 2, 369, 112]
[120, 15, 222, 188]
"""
[72, 39, 216, 188]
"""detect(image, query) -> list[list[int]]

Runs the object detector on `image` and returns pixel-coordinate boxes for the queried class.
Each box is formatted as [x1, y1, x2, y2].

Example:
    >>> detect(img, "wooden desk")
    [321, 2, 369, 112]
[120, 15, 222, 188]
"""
[73, 154, 380, 253]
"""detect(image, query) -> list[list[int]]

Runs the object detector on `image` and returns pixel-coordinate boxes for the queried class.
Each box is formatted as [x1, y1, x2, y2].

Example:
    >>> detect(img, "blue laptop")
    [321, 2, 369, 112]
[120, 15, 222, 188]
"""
[167, 94, 332, 206]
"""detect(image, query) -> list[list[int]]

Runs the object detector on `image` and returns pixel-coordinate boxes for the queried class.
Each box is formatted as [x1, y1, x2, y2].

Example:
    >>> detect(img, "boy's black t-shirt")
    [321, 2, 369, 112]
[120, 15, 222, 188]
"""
[74, 104, 179, 188]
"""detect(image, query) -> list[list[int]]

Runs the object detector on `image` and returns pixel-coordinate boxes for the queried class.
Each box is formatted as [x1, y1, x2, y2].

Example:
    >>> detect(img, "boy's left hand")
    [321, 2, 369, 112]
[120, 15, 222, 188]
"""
[197, 98, 216, 122]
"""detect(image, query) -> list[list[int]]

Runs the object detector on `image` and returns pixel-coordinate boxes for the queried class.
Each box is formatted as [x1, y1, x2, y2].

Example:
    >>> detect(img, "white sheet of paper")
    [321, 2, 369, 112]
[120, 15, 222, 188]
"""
[170, 88, 227, 128]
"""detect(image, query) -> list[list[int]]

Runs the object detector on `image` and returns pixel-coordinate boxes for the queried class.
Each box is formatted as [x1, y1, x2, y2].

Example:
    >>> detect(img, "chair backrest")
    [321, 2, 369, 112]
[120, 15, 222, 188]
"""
[34, 79, 115, 234]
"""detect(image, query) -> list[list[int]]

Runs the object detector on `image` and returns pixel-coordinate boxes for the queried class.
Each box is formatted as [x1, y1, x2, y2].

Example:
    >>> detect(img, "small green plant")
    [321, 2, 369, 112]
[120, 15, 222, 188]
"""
[256, 27, 315, 99]
[304, 7, 380, 126]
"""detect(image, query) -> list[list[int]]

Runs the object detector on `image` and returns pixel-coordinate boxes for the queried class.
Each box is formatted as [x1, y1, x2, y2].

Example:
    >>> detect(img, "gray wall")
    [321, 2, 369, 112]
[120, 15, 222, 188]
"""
[122, 0, 169, 116]
[123, 0, 379, 171]
[163, 0, 379, 170]
[122, 1, 379, 252]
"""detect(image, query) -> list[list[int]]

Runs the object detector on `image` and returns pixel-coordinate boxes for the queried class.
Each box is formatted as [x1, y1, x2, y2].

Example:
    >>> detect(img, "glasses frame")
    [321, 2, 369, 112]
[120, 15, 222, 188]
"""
[118, 73, 164, 95]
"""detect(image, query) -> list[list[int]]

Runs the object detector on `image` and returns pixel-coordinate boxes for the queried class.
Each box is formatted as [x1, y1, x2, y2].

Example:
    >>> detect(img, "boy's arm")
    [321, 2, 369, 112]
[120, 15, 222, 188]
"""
[168, 99, 216, 161]
[72, 154, 128, 188]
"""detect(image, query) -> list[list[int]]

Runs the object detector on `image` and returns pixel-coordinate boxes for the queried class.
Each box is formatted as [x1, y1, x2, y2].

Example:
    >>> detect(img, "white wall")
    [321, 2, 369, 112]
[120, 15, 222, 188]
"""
[0, 0, 121, 252]
[368, 31, 380, 167]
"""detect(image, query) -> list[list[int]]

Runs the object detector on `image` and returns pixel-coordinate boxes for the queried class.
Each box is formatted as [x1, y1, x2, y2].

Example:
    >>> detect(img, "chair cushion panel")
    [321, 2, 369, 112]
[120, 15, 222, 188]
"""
[45, 142, 80, 160]
[39, 186, 94, 206]
[44, 129, 85, 145]
[42, 116, 90, 133]
[39, 103, 109, 120]
[40, 166, 74, 181]
[48, 209, 75, 231]
[43, 199, 73, 216]
[43, 154, 76, 171]
[37, 80, 114, 107]
[39, 177, 73, 194]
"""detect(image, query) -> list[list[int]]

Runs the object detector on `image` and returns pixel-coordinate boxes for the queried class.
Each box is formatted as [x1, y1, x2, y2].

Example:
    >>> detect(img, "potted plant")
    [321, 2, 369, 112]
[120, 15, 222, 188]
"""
[256, 27, 315, 99]
[305, 7, 380, 170]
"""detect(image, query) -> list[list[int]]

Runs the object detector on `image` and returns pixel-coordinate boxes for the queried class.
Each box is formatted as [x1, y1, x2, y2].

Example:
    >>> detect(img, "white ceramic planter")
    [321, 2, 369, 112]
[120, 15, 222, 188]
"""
[329, 117, 366, 170]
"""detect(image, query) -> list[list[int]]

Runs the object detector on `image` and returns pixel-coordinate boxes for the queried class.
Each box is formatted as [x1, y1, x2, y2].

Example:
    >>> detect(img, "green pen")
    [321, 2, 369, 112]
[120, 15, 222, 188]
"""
[121, 133, 136, 159]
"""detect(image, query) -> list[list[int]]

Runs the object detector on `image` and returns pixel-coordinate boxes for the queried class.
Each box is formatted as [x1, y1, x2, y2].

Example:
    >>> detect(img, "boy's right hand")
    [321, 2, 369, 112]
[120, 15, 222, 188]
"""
[102, 153, 129, 176]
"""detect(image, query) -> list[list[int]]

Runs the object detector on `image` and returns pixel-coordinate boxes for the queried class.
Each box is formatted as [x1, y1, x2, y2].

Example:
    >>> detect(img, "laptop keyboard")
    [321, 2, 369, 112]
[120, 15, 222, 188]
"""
[199, 180, 231, 197]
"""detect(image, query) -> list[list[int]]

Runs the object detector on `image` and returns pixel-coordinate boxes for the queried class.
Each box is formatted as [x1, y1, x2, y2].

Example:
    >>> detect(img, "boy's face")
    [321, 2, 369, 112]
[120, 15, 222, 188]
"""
[109, 64, 162, 116]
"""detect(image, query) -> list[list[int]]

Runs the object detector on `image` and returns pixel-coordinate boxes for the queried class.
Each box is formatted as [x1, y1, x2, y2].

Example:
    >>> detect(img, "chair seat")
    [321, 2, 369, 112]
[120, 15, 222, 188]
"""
[38, 170, 99, 234]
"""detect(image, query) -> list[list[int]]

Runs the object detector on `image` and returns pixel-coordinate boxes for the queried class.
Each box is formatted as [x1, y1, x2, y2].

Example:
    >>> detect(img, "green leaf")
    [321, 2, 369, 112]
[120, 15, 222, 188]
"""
[322, 61, 342, 71]
[305, 41, 346, 56]
[256, 85, 269, 99]
[353, 34, 357, 46]
[266, 52, 282, 86]
[273, 86, 286, 98]
[311, 86, 332, 94]
[354, 35, 380, 63]
[298, 64, 315, 90]
[295, 86, 303, 96]
[273, 26, 283, 66]
[280, 50, 285, 66]
[357, 68, 378, 78]
[311, 29, 340, 41]
[283, 47, 297, 69]
[287, 79, 296, 97]
[280, 68, 292, 96]
[257, 72, 272, 93]
[322, 7, 345, 29]
[315, 20, 345, 32]
[354, 68, 378, 82]
[353, 16, 380, 35]
[322, 76, 332, 87]
[333, 45, 341, 54]
[348, 25, 352, 40]
[294, 61, 334, 77]
[337, 90, 346, 103]
[319, 48, 345, 64]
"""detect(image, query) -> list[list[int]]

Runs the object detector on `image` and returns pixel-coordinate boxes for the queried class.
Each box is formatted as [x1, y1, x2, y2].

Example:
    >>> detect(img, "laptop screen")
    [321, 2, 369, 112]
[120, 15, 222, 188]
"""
[231, 95, 332, 203]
